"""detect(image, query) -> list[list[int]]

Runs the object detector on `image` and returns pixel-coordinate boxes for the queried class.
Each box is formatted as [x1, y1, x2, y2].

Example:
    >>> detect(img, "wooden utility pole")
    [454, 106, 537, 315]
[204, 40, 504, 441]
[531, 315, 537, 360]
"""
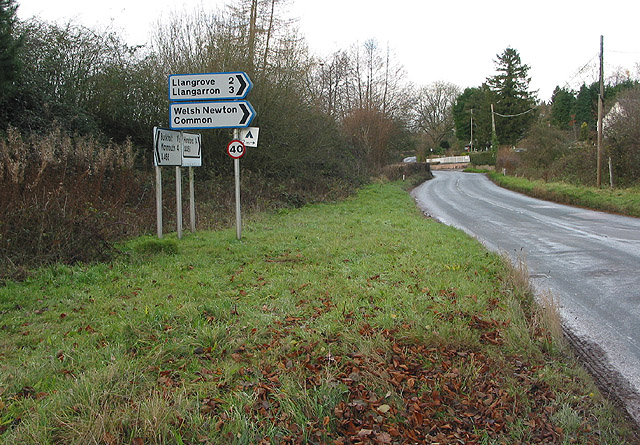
[597, 35, 604, 187]
[470, 109, 474, 151]
[490, 103, 497, 148]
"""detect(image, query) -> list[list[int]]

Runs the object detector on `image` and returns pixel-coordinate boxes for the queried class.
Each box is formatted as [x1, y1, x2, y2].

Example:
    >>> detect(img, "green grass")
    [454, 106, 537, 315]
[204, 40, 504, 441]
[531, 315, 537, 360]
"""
[463, 167, 492, 174]
[489, 172, 640, 217]
[0, 182, 636, 443]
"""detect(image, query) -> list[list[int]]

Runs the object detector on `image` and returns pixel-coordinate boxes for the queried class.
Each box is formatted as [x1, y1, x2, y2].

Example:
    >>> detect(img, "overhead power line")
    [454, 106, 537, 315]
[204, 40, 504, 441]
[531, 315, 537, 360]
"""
[493, 107, 536, 118]
[562, 54, 599, 91]
[609, 50, 640, 54]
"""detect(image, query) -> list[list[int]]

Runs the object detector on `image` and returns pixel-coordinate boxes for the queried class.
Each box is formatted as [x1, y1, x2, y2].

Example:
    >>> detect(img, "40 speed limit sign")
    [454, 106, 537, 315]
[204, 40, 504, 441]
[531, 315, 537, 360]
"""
[227, 139, 246, 159]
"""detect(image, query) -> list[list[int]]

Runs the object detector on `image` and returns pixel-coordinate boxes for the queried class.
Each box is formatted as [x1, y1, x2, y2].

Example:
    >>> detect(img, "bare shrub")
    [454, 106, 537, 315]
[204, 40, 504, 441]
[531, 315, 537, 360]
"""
[0, 128, 153, 277]
[496, 147, 521, 174]
[188, 170, 356, 231]
[379, 162, 433, 187]
[547, 143, 598, 186]
[516, 125, 572, 180]
[605, 86, 640, 186]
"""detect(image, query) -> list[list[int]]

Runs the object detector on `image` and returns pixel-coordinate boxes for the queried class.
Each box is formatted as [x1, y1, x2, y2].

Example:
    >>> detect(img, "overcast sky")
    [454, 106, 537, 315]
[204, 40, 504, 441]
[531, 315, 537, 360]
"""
[17, 0, 640, 101]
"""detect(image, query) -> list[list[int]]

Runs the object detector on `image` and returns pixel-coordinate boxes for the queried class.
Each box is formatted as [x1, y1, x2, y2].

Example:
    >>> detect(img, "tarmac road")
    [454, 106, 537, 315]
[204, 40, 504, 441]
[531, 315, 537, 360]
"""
[411, 170, 640, 425]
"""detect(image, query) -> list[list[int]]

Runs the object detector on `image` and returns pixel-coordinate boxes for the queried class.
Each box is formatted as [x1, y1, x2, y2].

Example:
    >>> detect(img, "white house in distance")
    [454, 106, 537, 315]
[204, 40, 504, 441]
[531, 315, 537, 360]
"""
[603, 94, 640, 134]
[603, 102, 624, 130]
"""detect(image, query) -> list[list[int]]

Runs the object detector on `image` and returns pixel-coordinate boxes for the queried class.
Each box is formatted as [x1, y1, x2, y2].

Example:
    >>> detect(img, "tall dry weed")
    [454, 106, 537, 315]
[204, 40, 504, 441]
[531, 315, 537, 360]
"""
[502, 249, 565, 352]
[0, 127, 29, 184]
[0, 128, 153, 278]
[1, 128, 357, 279]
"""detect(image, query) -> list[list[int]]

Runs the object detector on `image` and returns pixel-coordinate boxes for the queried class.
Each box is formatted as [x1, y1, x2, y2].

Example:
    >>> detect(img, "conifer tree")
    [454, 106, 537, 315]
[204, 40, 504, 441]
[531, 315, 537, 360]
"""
[573, 83, 597, 130]
[486, 47, 537, 145]
[452, 85, 494, 149]
[550, 86, 577, 130]
[0, 0, 20, 98]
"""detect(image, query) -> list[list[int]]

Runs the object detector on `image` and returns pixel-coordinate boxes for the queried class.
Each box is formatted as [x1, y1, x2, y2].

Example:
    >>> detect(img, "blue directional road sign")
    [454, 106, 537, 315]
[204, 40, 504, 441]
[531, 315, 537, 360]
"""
[169, 72, 252, 101]
[169, 101, 256, 130]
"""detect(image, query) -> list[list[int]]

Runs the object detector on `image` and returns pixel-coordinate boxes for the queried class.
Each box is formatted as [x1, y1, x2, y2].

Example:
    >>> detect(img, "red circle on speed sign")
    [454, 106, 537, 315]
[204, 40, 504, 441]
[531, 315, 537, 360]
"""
[227, 139, 246, 159]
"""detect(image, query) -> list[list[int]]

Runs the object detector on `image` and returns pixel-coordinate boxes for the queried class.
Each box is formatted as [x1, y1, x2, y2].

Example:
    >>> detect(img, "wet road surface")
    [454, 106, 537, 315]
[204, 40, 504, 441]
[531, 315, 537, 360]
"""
[411, 171, 640, 424]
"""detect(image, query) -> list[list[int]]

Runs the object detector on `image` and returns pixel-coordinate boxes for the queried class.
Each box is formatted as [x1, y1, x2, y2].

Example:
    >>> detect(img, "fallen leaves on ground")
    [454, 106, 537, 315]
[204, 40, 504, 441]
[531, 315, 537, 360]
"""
[195, 318, 579, 444]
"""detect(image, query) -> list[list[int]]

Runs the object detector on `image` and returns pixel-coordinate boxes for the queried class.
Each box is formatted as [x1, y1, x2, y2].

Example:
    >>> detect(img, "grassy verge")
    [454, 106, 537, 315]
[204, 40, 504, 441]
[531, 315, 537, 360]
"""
[0, 182, 637, 443]
[488, 172, 640, 217]
[463, 167, 492, 174]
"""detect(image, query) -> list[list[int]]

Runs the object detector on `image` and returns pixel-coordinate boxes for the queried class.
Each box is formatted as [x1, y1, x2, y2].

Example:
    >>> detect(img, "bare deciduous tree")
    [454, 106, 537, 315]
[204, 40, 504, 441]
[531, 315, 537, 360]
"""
[413, 81, 461, 148]
[605, 86, 640, 185]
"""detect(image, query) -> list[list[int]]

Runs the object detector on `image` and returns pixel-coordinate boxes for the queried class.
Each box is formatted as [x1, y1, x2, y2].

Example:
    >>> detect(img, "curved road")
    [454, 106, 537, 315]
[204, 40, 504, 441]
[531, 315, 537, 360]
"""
[412, 171, 640, 424]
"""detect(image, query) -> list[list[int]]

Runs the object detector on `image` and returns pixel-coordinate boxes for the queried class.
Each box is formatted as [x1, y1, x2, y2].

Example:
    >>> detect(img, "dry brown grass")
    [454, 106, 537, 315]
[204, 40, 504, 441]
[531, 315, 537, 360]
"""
[0, 128, 359, 279]
[0, 128, 153, 277]
[501, 249, 566, 353]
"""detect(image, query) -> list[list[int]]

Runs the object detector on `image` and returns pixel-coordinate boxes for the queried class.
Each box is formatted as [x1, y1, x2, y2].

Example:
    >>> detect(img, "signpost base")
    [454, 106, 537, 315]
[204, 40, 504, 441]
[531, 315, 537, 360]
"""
[189, 167, 196, 232]
[233, 129, 242, 240]
[155, 166, 163, 239]
[235, 159, 241, 240]
[176, 166, 183, 239]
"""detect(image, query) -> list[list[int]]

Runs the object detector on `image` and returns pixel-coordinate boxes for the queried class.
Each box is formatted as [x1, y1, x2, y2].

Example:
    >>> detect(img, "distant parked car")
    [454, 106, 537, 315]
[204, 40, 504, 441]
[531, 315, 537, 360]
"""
[403, 156, 416, 163]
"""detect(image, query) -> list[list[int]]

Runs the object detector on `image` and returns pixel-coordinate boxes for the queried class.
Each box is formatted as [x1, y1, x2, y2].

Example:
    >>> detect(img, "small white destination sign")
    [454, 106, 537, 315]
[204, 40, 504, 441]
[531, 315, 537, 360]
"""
[154, 127, 182, 166]
[181, 132, 202, 167]
[239, 127, 259, 148]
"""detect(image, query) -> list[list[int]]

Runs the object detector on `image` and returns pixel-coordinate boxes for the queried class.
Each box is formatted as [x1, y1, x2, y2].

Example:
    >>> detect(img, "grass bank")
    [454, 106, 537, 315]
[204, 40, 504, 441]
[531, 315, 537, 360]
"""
[0, 182, 637, 443]
[488, 172, 640, 217]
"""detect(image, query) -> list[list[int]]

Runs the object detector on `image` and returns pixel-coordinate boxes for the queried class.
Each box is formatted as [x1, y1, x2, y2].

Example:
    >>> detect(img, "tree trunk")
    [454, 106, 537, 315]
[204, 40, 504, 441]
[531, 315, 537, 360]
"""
[247, 0, 258, 73]
[261, 0, 276, 76]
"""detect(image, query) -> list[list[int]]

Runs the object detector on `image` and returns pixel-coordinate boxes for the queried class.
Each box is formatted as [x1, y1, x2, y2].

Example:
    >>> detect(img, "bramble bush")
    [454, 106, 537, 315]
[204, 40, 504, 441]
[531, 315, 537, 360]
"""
[380, 162, 433, 186]
[0, 128, 154, 278]
[0, 128, 361, 280]
[496, 147, 521, 174]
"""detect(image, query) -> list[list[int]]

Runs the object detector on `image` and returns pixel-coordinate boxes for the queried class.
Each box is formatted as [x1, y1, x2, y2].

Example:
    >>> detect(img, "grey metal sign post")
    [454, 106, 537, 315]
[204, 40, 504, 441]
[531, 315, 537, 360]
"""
[182, 132, 201, 233]
[227, 134, 246, 240]
[167, 71, 255, 241]
[153, 127, 182, 238]
[153, 127, 202, 239]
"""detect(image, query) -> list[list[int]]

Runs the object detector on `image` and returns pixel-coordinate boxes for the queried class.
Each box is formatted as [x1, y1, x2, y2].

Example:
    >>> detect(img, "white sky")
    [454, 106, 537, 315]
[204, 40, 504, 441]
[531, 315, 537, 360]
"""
[16, 0, 640, 102]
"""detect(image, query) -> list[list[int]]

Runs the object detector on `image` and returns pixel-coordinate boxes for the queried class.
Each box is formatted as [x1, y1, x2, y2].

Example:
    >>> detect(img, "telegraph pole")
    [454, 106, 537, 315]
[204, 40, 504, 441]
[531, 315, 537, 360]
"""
[470, 109, 474, 151]
[490, 103, 497, 148]
[597, 35, 604, 187]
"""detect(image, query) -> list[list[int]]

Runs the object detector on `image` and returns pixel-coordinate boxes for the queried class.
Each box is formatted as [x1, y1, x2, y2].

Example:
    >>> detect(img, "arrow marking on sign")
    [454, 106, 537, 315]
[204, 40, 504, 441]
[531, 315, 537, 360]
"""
[170, 100, 255, 129]
[239, 103, 251, 125]
[236, 74, 247, 96]
[169, 72, 252, 101]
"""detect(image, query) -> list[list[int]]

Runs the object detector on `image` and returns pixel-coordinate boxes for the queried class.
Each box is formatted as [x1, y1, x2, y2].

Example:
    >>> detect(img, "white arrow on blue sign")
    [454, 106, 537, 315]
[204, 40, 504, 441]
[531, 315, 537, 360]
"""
[169, 100, 256, 130]
[169, 72, 252, 101]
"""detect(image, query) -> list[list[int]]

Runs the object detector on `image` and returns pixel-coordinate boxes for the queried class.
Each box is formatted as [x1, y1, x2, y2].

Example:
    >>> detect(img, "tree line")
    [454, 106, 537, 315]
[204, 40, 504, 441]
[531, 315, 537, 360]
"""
[2, 0, 639, 180]
[450, 44, 640, 188]
[0, 0, 427, 181]
[2, 0, 640, 274]
[0, 0, 432, 273]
